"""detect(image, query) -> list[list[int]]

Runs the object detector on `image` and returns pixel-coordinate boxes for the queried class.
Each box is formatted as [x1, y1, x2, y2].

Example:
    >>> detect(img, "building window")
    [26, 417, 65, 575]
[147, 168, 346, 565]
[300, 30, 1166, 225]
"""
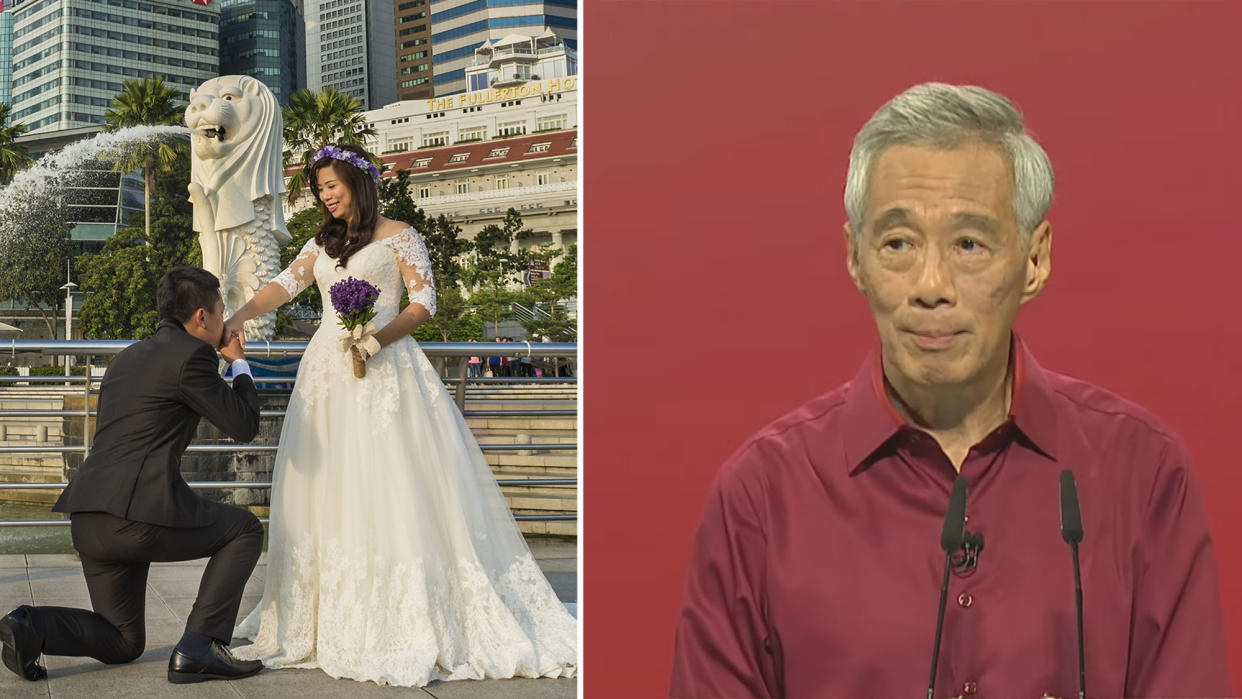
[386, 141, 410, 153]
[457, 126, 485, 143]
[496, 177, 508, 190]
[422, 132, 448, 148]
[537, 173, 549, 186]
[498, 122, 525, 137]
[400, 78, 430, 88]
[413, 158, 432, 168]
[457, 183, 468, 194]
[448, 153, 470, 163]
[536, 114, 567, 132]
[418, 185, 430, 198]
[528, 142, 552, 154]
[486, 147, 510, 158]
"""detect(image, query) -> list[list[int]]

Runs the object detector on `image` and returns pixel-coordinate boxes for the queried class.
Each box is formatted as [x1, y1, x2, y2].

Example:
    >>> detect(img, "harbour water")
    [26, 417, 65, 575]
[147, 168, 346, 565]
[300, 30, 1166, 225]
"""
[0, 503, 272, 554]
[0, 503, 71, 554]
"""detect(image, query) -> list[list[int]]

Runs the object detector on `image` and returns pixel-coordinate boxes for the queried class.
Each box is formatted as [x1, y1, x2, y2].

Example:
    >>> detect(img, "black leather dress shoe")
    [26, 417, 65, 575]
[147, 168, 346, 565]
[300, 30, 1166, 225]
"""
[0, 606, 47, 681]
[167, 642, 262, 684]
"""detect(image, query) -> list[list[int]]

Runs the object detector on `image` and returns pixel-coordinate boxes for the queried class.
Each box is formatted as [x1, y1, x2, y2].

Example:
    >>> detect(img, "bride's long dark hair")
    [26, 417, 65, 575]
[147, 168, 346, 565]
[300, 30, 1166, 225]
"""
[310, 143, 380, 269]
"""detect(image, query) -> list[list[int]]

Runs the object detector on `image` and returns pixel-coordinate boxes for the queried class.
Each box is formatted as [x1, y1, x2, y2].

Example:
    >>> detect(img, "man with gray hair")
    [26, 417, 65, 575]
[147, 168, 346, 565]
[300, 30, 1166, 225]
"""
[670, 83, 1230, 698]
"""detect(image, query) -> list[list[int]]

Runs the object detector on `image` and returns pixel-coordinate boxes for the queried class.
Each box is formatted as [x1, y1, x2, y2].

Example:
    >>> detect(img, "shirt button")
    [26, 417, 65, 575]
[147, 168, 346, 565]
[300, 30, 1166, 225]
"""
[957, 592, 973, 608]
[963, 680, 978, 695]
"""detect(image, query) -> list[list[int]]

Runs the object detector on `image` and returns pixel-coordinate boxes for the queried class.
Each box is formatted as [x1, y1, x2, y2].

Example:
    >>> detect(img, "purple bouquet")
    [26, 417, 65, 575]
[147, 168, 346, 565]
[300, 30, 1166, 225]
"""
[329, 276, 380, 377]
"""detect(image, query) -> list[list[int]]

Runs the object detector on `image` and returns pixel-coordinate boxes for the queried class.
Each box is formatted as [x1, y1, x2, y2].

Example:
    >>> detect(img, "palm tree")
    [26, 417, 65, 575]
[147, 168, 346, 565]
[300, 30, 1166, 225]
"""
[282, 87, 377, 205]
[0, 103, 34, 186]
[102, 77, 184, 243]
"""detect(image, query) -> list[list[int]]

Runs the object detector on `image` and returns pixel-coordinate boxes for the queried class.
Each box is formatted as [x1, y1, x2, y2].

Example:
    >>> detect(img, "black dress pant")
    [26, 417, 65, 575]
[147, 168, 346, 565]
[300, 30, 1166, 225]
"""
[26, 507, 263, 664]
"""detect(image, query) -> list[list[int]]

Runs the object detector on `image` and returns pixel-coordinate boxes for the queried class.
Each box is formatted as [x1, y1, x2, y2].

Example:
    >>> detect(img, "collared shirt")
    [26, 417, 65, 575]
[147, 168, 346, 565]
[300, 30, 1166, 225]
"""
[670, 340, 1231, 698]
[229, 358, 252, 379]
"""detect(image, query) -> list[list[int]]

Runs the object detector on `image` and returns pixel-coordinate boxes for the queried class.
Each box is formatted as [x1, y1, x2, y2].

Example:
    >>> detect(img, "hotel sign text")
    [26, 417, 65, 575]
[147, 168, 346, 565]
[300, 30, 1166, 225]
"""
[425, 77, 577, 112]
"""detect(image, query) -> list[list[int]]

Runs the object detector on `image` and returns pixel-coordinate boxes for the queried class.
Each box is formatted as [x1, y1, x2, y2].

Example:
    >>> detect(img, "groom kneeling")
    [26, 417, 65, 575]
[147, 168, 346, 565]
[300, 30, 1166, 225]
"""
[0, 266, 265, 684]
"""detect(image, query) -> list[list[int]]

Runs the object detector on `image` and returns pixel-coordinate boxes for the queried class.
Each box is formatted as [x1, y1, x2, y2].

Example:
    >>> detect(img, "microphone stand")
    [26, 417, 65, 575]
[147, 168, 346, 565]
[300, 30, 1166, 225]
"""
[1060, 469, 1086, 699]
[927, 547, 955, 699]
[928, 475, 967, 699]
[1071, 538, 1085, 699]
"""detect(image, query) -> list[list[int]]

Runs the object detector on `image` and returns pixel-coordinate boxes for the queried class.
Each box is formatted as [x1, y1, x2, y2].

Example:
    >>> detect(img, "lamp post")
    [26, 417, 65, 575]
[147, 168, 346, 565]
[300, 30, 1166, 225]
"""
[60, 262, 77, 377]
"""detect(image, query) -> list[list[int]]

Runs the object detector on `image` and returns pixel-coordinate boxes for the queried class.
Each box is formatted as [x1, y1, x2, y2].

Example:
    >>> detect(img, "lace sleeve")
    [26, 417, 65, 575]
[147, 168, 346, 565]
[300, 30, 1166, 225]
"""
[271, 237, 319, 299]
[381, 227, 437, 317]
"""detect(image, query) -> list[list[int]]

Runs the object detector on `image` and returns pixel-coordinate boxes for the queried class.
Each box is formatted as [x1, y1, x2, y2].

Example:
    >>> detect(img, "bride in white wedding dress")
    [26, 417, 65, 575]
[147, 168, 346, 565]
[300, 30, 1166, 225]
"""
[221, 144, 577, 687]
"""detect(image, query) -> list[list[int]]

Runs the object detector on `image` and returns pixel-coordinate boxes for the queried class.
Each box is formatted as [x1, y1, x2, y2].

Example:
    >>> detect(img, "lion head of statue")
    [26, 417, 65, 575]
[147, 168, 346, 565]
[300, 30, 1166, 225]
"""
[185, 75, 288, 238]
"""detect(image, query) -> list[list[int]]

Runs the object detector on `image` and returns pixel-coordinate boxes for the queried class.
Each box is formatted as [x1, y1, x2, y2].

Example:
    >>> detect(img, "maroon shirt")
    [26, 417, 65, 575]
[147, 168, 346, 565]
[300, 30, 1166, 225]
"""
[671, 340, 1231, 698]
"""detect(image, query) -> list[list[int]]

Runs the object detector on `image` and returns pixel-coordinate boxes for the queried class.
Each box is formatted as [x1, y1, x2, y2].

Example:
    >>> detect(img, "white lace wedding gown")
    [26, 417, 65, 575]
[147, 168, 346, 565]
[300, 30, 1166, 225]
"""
[231, 227, 577, 687]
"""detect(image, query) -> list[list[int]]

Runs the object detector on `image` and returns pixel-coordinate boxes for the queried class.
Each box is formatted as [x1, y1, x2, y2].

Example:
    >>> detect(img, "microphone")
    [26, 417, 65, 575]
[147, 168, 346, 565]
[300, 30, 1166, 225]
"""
[1059, 469, 1086, 699]
[928, 475, 967, 699]
[951, 531, 985, 576]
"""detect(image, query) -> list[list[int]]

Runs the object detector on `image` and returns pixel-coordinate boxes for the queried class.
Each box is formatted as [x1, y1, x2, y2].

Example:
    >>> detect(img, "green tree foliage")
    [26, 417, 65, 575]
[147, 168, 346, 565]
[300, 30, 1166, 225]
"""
[77, 155, 199, 339]
[0, 193, 71, 337]
[518, 244, 577, 342]
[465, 209, 532, 338]
[0, 103, 34, 186]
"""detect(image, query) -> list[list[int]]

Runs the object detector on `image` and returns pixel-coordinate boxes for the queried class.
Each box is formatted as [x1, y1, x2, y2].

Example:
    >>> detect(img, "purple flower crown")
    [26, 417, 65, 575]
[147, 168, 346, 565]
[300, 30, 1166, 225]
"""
[314, 145, 382, 185]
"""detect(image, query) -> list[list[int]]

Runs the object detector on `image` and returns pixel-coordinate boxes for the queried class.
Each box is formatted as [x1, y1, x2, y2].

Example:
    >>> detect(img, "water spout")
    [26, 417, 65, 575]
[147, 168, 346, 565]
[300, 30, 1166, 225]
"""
[0, 125, 193, 247]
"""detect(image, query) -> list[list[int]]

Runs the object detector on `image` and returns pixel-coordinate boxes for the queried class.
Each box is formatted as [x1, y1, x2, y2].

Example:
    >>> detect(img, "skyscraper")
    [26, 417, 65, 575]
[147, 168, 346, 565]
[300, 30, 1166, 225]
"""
[10, 0, 220, 134]
[430, 0, 576, 97]
[392, 0, 430, 102]
[0, 10, 15, 108]
[219, 0, 305, 104]
[303, 0, 397, 109]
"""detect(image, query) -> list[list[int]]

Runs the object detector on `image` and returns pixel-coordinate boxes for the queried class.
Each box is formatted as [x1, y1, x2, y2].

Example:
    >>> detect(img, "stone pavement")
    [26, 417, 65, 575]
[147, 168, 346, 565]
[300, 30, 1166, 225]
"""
[0, 541, 578, 698]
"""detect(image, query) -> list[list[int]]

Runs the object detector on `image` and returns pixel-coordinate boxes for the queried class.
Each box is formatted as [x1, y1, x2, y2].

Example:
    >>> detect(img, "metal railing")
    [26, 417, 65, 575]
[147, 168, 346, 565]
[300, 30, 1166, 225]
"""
[0, 340, 578, 527]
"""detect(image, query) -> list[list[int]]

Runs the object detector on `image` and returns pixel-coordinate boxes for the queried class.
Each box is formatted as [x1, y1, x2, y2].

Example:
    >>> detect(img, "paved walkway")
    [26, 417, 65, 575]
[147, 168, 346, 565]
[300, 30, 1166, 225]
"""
[0, 541, 577, 697]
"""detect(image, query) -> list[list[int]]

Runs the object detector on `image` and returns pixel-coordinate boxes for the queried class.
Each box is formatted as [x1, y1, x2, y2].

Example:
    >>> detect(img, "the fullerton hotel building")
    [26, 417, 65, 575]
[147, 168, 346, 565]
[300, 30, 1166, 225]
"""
[287, 31, 578, 255]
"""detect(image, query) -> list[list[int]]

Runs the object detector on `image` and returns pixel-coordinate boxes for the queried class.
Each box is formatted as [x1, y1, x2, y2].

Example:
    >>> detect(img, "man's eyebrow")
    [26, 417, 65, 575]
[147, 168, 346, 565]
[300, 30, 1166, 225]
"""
[871, 207, 914, 233]
[951, 212, 1000, 235]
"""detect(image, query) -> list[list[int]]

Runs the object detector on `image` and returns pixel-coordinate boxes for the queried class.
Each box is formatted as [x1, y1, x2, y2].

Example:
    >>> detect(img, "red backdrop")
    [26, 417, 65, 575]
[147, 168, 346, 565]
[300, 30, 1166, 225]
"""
[583, 2, 1242, 696]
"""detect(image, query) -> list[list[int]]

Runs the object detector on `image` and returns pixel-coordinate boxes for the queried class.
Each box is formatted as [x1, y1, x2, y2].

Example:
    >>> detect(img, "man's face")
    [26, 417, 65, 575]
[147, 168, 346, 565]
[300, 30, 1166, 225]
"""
[186, 294, 226, 348]
[845, 143, 1051, 390]
[205, 296, 226, 348]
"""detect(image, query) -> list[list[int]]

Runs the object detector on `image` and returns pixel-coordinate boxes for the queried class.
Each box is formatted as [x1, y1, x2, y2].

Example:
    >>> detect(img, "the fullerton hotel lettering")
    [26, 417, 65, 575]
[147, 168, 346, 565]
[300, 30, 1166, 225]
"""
[425, 77, 577, 112]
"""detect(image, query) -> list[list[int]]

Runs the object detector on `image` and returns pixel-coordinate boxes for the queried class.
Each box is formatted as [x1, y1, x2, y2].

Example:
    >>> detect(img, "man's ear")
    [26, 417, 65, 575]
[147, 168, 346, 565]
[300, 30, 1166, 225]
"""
[843, 223, 865, 293]
[1020, 221, 1053, 305]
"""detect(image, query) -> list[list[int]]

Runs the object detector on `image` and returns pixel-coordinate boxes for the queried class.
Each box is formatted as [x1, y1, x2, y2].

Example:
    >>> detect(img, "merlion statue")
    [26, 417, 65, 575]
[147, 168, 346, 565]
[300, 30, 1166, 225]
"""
[185, 75, 291, 340]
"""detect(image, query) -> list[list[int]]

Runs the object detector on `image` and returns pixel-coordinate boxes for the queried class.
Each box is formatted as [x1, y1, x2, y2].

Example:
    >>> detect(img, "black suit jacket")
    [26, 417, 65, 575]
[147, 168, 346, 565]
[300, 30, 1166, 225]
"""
[53, 319, 261, 528]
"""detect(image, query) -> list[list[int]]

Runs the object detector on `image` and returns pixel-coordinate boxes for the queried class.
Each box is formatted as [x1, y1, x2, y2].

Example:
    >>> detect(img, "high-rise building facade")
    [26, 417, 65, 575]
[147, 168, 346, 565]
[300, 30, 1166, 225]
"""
[304, 0, 396, 109]
[10, 0, 220, 134]
[219, 0, 305, 104]
[0, 11, 15, 108]
[462, 29, 573, 93]
[393, 0, 431, 102]
[430, 0, 576, 97]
